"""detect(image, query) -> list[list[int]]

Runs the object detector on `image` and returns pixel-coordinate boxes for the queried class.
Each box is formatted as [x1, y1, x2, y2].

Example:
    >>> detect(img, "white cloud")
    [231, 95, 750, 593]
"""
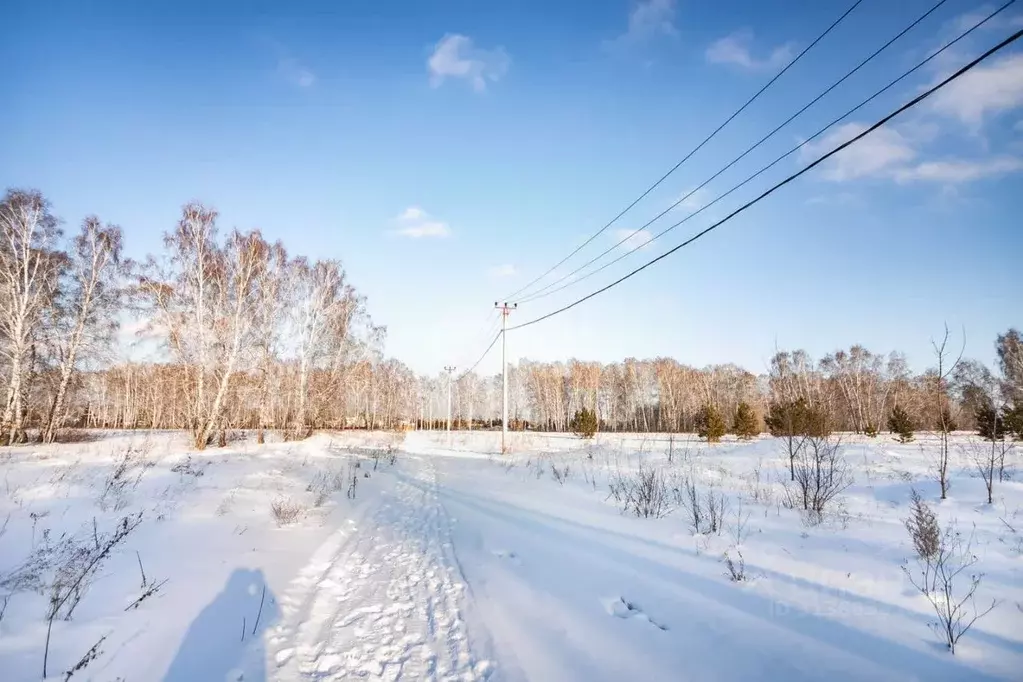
[617, 0, 678, 43]
[706, 30, 794, 71]
[800, 123, 916, 181]
[946, 7, 1023, 34]
[675, 187, 710, 211]
[394, 206, 451, 238]
[277, 57, 316, 88]
[928, 54, 1023, 125]
[428, 34, 509, 92]
[613, 228, 654, 251]
[892, 157, 1023, 183]
[397, 206, 428, 222]
[801, 121, 1022, 185]
[487, 264, 517, 278]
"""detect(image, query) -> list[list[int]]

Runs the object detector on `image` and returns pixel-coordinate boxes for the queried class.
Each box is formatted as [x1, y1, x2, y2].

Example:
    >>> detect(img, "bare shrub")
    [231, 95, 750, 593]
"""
[607, 464, 675, 518]
[728, 496, 753, 546]
[63, 635, 106, 681]
[626, 464, 674, 518]
[678, 477, 729, 535]
[98, 441, 155, 511]
[551, 464, 569, 486]
[308, 465, 349, 506]
[964, 439, 1015, 505]
[12, 512, 147, 678]
[170, 455, 207, 478]
[902, 500, 998, 654]
[743, 459, 774, 506]
[788, 434, 851, 524]
[607, 469, 628, 505]
[723, 549, 747, 582]
[270, 498, 303, 526]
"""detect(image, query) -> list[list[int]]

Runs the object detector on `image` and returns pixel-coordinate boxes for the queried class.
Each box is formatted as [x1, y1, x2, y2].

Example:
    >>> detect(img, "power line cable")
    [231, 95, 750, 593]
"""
[512, 2, 1015, 308]
[502, 0, 865, 302]
[452, 310, 501, 369]
[507, 26, 1023, 332]
[515, 0, 953, 305]
[456, 331, 502, 380]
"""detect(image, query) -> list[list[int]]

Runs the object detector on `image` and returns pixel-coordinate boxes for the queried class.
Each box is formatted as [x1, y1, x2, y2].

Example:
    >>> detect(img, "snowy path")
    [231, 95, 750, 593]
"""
[264, 457, 493, 681]
[247, 433, 1019, 682]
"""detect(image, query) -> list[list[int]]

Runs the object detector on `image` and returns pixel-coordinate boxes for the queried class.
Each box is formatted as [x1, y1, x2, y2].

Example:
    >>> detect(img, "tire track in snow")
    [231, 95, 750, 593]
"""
[267, 457, 493, 681]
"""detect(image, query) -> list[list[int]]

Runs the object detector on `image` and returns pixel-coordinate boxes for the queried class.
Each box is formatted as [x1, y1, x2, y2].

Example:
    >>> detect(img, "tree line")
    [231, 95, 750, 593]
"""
[3, 189, 1020, 446]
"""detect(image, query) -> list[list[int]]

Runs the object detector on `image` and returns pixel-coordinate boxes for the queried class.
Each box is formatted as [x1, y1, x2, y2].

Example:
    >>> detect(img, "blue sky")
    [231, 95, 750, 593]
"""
[3, 0, 1021, 375]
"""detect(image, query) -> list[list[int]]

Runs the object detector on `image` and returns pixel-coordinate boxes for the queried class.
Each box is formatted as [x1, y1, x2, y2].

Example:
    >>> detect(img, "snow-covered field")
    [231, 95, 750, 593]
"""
[0, 429, 1020, 681]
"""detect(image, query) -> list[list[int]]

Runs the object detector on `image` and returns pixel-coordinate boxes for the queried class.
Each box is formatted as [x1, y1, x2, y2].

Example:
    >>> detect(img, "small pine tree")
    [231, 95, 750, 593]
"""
[887, 404, 914, 443]
[1003, 403, 1023, 441]
[698, 404, 727, 443]
[938, 407, 957, 433]
[571, 408, 598, 439]
[733, 401, 758, 440]
[975, 404, 1006, 441]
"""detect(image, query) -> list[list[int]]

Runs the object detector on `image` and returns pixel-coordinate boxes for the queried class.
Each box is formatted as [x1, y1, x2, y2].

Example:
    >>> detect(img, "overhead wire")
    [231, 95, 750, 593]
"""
[501, 0, 865, 303]
[451, 310, 501, 370]
[507, 26, 1023, 332]
[515, 0, 953, 305]
[511, 1, 1015, 308]
[456, 331, 503, 381]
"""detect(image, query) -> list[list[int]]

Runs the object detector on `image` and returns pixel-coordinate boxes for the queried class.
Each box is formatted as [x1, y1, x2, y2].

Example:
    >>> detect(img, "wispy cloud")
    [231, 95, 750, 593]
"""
[610, 0, 678, 46]
[487, 264, 517, 278]
[613, 228, 654, 251]
[675, 187, 711, 212]
[428, 34, 509, 92]
[800, 123, 916, 181]
[892, 157, 1023, 183]
[928, 53, 1023, 126]
[277, 56, 316, 88]
[706, 30, 794, 71]
[945, 6, 1023, 34]
[394, 206, 451, 238]
[800, 122, 1023, 185]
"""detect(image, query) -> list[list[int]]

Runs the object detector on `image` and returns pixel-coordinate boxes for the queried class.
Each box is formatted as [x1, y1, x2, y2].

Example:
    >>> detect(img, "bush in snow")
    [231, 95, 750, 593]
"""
[697, 404, 726, 443]
[888, 404, 914, 443]
[733, 401, 759, 440]
[570, 408, 598, 439]
[270, 497, 304, 526]
[787, 434, 851, 525]
[677, 477, 728, 535]
[723, 549, 747, 582]
[901, 495, 998, 655]
[607, 465, 675, 519]
[975, 404, 1007, 442]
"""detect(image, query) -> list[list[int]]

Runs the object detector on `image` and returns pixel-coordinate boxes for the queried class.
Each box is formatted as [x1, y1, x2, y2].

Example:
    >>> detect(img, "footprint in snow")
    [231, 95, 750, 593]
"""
[492, 549, 521, 564]
[602, 596, 669, 631]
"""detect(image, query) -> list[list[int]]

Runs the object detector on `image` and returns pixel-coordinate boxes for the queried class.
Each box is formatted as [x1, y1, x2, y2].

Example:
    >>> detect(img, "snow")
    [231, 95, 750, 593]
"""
[1, 429, 1021, 681]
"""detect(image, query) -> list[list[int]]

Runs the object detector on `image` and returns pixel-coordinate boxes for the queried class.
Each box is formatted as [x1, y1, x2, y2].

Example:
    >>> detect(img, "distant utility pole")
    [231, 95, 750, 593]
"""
[444, 366, 456, 434]
[494, 302, 517, 454]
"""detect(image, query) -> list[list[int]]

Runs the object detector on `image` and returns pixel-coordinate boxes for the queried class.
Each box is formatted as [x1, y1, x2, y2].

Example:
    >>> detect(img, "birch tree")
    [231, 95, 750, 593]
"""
[138, 204, 266, 448]
[0, 190, 63, 444]
[42, 217, 125, 442]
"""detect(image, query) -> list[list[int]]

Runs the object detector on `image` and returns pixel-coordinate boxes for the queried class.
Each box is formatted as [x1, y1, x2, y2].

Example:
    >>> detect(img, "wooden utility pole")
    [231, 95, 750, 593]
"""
[494, 302, 517, 453]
